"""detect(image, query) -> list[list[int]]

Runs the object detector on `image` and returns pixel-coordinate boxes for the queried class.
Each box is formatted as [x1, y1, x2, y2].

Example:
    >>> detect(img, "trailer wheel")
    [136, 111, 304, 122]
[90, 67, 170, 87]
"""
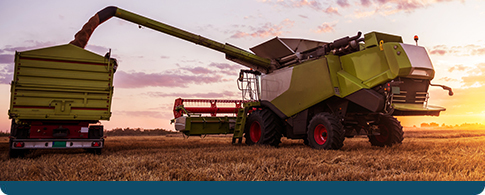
[8, 140, 28, 158]
[87, 148, 102, 155]
[306, 113, 344, 150]
[368, 115, 403, 147]
[9, 149, 28, 158]
[244, 109, 282, 147]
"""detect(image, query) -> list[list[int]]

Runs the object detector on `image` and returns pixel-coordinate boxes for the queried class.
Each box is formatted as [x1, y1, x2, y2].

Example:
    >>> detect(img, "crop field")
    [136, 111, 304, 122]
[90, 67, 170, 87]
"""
[1, 128, 485, 181]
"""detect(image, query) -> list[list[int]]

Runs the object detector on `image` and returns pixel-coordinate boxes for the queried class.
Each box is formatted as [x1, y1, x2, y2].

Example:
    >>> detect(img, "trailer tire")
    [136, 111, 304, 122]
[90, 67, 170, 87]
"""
[9, 149, 29, 158]
[86, 148, 102, 155]
[307, 113, 344, 150]
[244, 109, 282, 147]
[368, 114, 403, 147]
[9, 140, 28, 158]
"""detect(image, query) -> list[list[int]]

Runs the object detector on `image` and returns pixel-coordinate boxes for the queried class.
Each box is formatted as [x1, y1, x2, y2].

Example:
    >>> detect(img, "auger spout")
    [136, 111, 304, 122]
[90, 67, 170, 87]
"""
[70, 6, 273, 73]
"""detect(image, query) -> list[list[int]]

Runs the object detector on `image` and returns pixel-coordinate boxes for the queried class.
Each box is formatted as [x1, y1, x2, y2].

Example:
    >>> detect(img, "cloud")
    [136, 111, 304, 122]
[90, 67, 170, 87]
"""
[439, 77, 459, 82]
[429, 44, 485, 56]
[208, 62, 245, 75]
[260, 0, 342, 15]
[0, 41, 56, 53]
[323, 6, 340, 15]
[429, 45, 448, 55]
[429, 49, 446, 55]
[145, 91, 237, 98]
[0, 54, 13, 64]
[180, 66, 212, 74]
[286, 0, 324, 10]
[337, 0, 351, 7]
[114, 62, 244, 88]
[460, 63, 485, 87]
[230, 19, 295, 39]
[352, 0, 459, 18]
[85, 44, 110, 55]
[448, 64, 468, 72]
[209, 62, 244, 70]
[314, 22, 337, 33]
[114, 70, 224, 88]
[261, 0, 458, 18]
[0, 65, 14, 84]
[470, 47, 485, 56]
[361, 0, 372, 6]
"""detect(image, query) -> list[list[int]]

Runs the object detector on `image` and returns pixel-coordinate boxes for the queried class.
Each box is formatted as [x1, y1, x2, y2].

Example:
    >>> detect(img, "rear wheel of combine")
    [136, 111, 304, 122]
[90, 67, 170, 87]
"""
[244, 109, 282, 147]
[306, 113, 344, 150]
[303, 138, 309, 146]
[368, 114, 403, 147]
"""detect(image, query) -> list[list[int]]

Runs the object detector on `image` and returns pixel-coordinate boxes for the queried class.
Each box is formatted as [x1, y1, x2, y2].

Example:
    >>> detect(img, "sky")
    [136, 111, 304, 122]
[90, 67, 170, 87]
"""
[1, 0, 485, 132]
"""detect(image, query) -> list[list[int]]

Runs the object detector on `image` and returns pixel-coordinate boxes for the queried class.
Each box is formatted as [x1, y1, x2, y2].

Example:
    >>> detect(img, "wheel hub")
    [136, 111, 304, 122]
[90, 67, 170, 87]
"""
[375, 124, 389, 143]
[249, 121, 261, 143]
[314, 124, 328, 145]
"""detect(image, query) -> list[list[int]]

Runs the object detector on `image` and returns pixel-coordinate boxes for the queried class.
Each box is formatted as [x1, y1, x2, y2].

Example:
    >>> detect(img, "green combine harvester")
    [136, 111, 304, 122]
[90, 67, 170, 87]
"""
[8, 6, 453, 157]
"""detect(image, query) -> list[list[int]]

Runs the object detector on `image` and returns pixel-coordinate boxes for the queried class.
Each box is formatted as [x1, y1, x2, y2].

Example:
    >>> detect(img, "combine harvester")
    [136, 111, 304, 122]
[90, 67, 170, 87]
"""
[8, 6, 453, 157]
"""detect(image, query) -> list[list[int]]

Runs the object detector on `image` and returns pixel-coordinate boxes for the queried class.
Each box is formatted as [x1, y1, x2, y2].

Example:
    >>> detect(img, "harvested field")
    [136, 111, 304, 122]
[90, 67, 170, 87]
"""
[1, 128, 485, 181]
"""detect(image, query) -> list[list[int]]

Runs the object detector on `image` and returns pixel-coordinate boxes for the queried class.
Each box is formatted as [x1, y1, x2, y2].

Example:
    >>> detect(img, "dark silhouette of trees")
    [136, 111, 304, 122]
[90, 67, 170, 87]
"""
[105, 128, 179, 136]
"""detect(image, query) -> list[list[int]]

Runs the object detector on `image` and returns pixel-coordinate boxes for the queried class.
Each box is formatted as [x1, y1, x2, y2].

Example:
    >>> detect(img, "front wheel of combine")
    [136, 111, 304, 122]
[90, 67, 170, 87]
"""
[368, 114, 404, 147]
[306, 113, 344, 150]
[244, 109, 282, 147]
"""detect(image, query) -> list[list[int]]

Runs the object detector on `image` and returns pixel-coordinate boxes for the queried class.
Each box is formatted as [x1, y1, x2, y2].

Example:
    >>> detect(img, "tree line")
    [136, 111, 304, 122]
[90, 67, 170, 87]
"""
[104, 128, 179, 136]
[0, 128, 179, 137]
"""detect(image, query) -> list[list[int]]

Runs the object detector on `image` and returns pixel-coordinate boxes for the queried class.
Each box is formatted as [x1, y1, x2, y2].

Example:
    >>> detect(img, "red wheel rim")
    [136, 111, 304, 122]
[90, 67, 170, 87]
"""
[314, 124, 328, 145]
[250, 121, 261, 143]
[375, 124, 389, 143]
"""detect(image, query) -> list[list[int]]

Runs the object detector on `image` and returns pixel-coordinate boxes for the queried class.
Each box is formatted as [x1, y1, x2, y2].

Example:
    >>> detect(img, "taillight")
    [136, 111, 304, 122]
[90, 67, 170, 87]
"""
[384, 83, 391, 92]
[92, 141, 101, 147]
[13, 142, 24, 148]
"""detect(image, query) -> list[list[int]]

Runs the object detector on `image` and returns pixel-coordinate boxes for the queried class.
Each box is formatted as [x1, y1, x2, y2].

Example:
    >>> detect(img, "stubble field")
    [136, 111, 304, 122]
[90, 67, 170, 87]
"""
[1, 128, 485, 181]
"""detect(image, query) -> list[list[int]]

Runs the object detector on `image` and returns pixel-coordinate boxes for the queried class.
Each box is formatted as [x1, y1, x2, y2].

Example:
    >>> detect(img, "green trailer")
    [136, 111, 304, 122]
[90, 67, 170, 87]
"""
[8, 44, 116, 157]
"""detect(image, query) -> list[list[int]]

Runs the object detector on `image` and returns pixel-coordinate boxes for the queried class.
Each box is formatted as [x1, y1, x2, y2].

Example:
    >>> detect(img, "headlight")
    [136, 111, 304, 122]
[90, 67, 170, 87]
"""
[411, 69, 429, 77]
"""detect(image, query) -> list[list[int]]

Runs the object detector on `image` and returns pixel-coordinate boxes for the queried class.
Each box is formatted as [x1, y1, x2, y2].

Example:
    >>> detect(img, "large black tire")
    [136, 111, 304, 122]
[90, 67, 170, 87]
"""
[244, 109, 283, 147]
[368, 114, 404, 147]
[306, 113, 345, 150]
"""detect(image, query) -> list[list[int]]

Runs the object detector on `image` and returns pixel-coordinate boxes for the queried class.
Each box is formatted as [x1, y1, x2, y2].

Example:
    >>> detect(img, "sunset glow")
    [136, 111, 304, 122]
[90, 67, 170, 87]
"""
[1, 0, 485, 132]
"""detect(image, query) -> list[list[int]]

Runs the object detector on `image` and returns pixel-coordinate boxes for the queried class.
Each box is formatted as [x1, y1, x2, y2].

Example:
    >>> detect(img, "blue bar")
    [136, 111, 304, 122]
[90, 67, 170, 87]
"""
[0, 181, 484, 195]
